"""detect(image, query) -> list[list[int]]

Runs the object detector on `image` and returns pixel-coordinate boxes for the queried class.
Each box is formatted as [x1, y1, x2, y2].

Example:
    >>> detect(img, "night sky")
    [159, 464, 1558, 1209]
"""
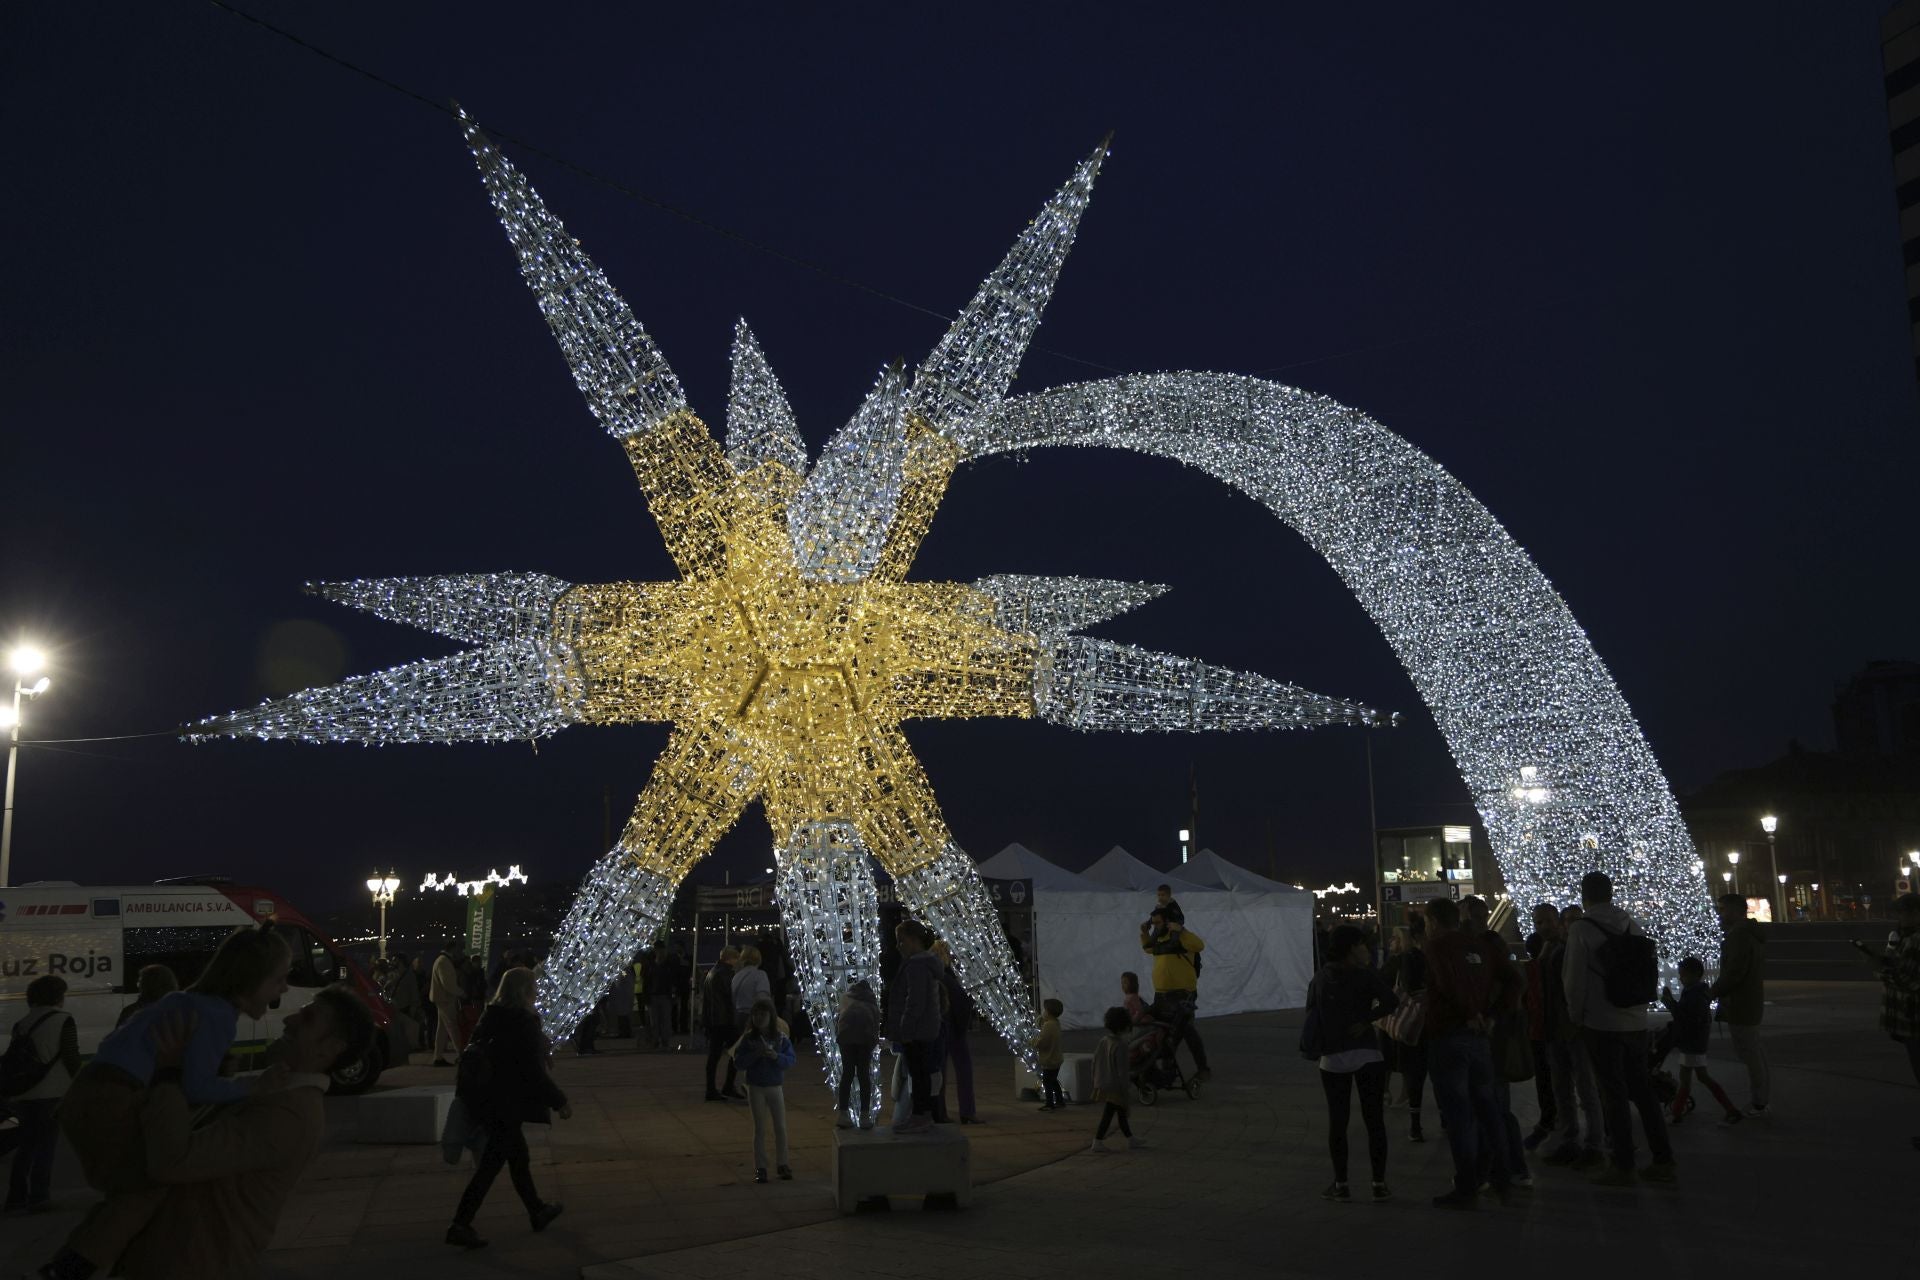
[2, 2, 1913, 921]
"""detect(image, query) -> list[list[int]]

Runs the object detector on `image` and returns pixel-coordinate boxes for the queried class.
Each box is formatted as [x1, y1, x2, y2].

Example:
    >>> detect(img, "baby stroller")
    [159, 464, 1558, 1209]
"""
[1129, 1003, 1201, 1105]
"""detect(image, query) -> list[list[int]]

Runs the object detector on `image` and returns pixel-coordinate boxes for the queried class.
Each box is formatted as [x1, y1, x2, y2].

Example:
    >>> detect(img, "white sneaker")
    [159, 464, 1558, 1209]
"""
[1087, 1139, 1111, 1154]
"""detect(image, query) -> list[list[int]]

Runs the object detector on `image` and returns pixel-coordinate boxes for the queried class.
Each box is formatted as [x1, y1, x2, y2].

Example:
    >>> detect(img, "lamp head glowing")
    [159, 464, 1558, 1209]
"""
[1760, 815, 1777, 835]
[0, 706, 16, 730]
[8, 647, 45, 677]
[26, 676, 49, 696]
[1728, 851, 1740, 865]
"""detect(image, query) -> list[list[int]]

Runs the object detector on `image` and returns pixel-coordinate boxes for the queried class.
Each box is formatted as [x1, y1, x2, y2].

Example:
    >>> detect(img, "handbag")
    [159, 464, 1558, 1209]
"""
[439, 1096, 488, 1166]
[1375, 975, 1426, 1046]
[1297, 1005, 1325, 1061]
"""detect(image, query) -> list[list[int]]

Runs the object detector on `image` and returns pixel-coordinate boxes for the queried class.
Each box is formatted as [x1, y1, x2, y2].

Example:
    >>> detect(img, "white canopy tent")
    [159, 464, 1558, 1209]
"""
[1081, 844, 1169, 891]
[976, 843, 1314, 1030]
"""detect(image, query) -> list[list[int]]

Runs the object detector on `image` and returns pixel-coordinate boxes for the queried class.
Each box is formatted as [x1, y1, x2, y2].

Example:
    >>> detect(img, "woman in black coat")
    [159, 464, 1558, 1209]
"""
[1307, 923, 1399, 1202]
[446, 968, 571, 1249]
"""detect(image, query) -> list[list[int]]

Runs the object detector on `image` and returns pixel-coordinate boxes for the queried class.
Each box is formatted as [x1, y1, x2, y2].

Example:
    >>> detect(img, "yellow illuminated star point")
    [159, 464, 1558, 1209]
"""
[558, 411, 1032, 884]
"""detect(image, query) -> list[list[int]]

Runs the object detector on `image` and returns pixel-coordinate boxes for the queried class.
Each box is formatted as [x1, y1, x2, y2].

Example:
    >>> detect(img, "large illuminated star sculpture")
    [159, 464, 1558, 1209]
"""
[194, 115, 1387, 1099]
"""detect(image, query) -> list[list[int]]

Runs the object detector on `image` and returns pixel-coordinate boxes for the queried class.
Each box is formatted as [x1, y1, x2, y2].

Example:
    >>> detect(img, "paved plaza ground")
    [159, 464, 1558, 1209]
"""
[2, 981, 1910, 1278]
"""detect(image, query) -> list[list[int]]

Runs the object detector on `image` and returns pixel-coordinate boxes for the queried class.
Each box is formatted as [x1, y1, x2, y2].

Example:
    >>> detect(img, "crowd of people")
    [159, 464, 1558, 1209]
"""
[1303, 878, 1920, 1208]
[8, 886, 1917, 1266]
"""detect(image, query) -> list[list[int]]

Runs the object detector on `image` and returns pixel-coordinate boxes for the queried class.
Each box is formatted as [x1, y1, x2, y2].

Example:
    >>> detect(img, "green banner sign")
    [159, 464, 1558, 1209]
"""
[464, 884, 496, 961]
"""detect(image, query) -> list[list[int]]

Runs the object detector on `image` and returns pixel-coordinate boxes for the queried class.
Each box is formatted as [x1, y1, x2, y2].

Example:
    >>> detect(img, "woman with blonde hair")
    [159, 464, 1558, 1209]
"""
[731, 944, 771, 1027]
[445, 966, 570, 1249]
[114, 964, 180, 1030]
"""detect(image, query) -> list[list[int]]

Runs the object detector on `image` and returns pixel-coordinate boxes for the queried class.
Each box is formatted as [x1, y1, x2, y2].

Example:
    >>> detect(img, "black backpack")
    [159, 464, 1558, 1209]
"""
[0, 1011, 63, 1098]
[1582, 918, 1658, 1008]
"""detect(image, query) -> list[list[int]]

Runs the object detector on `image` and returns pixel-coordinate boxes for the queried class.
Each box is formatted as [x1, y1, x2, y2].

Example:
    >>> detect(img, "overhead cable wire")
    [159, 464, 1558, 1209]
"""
[203, 1, 1124, 375]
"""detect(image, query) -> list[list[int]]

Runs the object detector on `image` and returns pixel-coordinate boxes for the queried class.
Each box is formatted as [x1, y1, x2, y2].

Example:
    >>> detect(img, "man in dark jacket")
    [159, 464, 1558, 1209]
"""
[1532, 905, 1602, 1166]
[1422, 896, 1518, 1207]
[888, 922, 946, 1134]
[703, 948, 743, 1101]
[1707, 894, 1769, 1116]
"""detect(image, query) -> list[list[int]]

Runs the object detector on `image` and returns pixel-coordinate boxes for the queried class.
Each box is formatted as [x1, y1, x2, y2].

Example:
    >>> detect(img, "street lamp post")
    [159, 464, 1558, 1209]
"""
[366, 870, 401, 957]
[1, 646, 53, 889]
[1728, 850, 1741, 898]
[1178, 828, 1191, 865]
[1761, 815, 1783, 924]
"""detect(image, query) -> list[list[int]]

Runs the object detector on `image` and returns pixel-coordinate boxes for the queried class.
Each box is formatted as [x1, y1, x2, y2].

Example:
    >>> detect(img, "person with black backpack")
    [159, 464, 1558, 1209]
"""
[444, 968, 569, 1250]
[5, 975, 82, 1212]
[1563, 870, 1674, 1187]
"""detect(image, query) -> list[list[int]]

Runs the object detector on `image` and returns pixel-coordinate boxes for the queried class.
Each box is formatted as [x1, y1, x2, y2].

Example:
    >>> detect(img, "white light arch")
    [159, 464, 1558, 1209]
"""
[964, 372, 1719, 964]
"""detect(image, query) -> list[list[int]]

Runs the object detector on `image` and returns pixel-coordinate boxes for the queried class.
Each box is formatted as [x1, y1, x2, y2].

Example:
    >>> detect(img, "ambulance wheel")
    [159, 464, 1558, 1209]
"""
[329, 1038, 385, 1096]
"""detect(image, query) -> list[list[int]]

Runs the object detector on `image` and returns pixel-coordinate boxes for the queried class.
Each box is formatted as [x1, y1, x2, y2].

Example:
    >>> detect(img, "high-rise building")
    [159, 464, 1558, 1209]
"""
[1833, 658, 1920, 757]
[1883, 1, 1920, 383]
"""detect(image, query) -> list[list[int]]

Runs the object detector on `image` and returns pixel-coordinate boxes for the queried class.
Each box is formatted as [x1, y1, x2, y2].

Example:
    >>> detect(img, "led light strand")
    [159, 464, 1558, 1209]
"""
[963, 373, 1719, 964]
[420, 865, 531, 896]
[309, 573, 573, 645]
[775, 822, 884, 1124]
[974, 574, 1169, 637]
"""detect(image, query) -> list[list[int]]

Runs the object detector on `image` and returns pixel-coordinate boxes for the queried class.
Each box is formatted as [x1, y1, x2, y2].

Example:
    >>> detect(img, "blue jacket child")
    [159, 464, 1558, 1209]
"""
[732, 1000, 796, 1087]
[731, 996, 798, 1180]
[1661, 978, 1714, 1056]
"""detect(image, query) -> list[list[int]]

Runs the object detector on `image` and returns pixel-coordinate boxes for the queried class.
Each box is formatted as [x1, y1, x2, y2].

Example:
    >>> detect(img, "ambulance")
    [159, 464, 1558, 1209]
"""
[0, 877, 406, 1093]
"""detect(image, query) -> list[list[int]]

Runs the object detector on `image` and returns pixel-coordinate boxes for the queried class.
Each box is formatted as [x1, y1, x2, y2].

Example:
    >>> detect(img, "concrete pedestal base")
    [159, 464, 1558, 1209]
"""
[833, 1123, 971, 1213]
[324, 1085, 454, 1144]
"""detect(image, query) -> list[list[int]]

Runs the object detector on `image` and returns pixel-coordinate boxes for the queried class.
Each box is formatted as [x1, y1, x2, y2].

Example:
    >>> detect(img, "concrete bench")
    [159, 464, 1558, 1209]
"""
[1013, 1051, 1094, 1103]
[833, 1123, 971, 1213]
[324, 1085, 454, 1145]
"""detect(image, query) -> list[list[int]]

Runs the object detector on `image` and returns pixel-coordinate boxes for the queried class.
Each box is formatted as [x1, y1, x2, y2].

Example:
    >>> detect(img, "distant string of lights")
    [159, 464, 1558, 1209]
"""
[419, 865, 531, 896]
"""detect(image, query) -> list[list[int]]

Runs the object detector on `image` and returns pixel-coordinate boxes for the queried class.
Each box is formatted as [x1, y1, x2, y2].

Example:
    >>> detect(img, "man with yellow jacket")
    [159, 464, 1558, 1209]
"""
[1141, 908, 1211, 1082]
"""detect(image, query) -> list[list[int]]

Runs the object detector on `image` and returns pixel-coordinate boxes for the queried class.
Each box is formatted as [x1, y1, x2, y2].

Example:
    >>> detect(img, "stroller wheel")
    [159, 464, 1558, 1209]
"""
[1185, 1078, 1202, 1099]
[1685, 1094, 1696, 1113]
[1138, 1084, 1158, 1106]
